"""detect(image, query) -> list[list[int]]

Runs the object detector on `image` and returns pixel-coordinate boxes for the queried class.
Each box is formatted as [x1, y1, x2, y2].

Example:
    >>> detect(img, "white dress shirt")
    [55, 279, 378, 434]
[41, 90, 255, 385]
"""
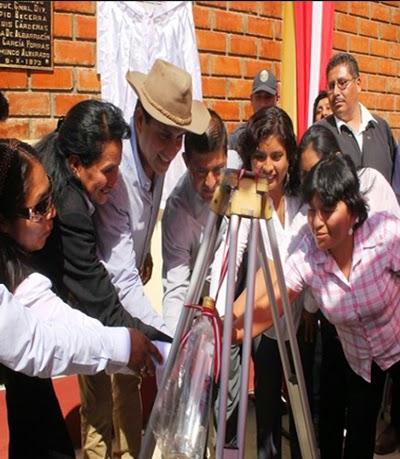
[0, 275, 130, 378]
[94, 125, 169, 334]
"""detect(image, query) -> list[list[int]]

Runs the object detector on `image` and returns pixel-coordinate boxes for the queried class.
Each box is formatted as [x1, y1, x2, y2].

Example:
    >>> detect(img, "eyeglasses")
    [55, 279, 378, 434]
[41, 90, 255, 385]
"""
[15, 177, 54, 223]
[327, 78, 356, 93]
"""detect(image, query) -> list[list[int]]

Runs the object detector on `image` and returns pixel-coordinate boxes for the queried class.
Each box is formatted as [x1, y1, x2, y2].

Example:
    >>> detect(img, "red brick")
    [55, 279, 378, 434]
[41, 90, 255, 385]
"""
[0, 119, 29, 139]
[392, 8, 400, 25]
[243, 59, 273, 78]
[359, 18, 378, 38]
[54, 1, 96, 14]
[387, 112, 400, 129]
[230, 35, 257, 57]
[356, 55, 378, 74]
[360, 92, 377, 109]
[370, 3, 391, 22]
[377, 58, 398, 76]
[54, 41, 95, 66]
[210, 100, 240, 121]
[367, 75, 387, 93]
[75, 15, 97, 40]
[386, 77, 400, 95]
[274, 20, 282, 40]
[0, 70, 28, 89]
[259, 2, 281, 18]
[7, 92, 50, 116]
[76, 68, 101, 92]
[211, 56, 241, 77]
[244, 101, 253, 120]
[260, 40, 281, 61]
[336, 13, 358, 33]
[31, 68, 73, 90]
[202, 77, 226, 98]
[214, 10, 244, 33]
[333, 31, 349, 52]
[247, 17, 274, 38]
[54, 94, 90, 116]
[229, 1, 258, 14]
[335, 2, 349, 13]
[370, 38, 390, 58]
[193, 5, 210, 29]
[391, 43, 400, 60]
[226, 121, 240, 135]
[54, 13, 73, 38]
[228, 79, 252, 99]
[30, 119, 57, 140]
[374, 94, 396, 111]
[196, 30, 226, 53]
[380, 23, 398, 42]
[350, 35, 369, 54]
[199, 53, 211, 75]
[349, 1, 370, 18]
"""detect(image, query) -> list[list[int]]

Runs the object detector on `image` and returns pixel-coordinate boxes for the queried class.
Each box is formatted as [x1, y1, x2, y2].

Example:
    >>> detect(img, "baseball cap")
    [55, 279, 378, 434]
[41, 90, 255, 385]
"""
[252, 69, 277, 96]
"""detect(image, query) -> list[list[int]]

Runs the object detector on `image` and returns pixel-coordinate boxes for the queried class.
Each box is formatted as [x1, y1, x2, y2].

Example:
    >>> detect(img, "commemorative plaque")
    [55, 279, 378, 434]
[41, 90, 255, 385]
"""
[0, 1, 52, 70]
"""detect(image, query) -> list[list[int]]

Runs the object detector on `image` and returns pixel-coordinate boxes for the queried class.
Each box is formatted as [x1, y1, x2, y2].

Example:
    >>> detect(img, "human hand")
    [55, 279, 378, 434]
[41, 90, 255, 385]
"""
[139, 252, 153, 285]
[127, 328, 163, 377]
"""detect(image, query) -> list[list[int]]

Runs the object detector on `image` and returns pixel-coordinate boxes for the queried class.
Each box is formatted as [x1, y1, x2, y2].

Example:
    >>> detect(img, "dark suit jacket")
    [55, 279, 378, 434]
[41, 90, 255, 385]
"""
[318, 113, 396, 183]
[36, 178, 170, 341]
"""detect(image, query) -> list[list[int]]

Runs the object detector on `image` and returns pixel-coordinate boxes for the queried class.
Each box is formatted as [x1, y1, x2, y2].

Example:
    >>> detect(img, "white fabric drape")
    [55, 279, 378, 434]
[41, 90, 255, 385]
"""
[97, 1, 202, 205]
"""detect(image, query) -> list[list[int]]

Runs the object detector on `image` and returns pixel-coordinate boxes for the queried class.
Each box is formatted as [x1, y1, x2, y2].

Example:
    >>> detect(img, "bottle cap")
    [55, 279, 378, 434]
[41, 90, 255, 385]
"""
[202, 296, 215, 311]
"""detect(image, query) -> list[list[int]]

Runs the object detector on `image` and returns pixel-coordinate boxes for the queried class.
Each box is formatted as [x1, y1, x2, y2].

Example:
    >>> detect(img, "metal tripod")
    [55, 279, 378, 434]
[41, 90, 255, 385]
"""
[139, 169, 318, 459]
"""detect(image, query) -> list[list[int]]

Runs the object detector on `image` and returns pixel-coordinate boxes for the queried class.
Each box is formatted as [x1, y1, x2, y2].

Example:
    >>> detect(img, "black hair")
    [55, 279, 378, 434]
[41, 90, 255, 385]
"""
[237, 106, 299, 195]
[326, 52, 360, 79]
[312, 90, 329, 122]
[184, 109, 227, 157]
[302, 154, 368, 229]
[35, 99, 130, 204]
[0, 91, 9, 121]
[0, 139, 39, 291]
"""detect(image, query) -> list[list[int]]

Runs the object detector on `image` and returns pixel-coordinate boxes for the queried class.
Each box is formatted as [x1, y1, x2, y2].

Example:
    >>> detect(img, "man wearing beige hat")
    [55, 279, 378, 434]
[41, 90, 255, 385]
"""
[229, 68, 279, 152]
[93, 59, 210, 458]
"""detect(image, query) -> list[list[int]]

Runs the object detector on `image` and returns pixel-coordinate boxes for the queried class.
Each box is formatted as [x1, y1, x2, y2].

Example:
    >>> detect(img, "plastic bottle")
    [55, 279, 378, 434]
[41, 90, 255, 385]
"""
[152, 297, 218, 458]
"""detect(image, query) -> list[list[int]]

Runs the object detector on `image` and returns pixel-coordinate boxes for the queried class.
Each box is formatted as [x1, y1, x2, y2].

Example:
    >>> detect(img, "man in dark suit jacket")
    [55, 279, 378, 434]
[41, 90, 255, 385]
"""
[318, 52, 396, 183]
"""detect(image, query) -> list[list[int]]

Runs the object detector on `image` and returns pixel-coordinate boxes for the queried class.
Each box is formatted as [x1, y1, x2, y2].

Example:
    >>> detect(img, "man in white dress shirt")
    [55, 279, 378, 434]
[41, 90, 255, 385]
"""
[93, 59, 210, 457]
[161, 109, 227, 335]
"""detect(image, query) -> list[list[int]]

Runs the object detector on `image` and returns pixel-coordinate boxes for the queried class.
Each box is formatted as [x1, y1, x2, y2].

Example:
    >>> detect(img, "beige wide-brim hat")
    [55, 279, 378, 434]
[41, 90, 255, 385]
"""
[126, 59, 210, 135]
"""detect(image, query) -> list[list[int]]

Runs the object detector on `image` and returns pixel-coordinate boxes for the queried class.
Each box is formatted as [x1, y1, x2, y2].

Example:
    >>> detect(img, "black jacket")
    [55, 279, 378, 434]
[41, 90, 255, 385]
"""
[318, 113, 397, 183]
[36, 179, 171, 342]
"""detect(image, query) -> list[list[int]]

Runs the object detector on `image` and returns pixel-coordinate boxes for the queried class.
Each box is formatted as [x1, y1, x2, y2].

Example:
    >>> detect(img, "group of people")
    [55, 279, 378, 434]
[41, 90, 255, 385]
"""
[0, 50, 398, 459]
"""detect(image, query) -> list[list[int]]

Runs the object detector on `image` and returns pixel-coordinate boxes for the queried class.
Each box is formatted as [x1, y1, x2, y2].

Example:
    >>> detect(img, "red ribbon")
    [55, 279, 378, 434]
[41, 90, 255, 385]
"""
[181, 304, 223, 383]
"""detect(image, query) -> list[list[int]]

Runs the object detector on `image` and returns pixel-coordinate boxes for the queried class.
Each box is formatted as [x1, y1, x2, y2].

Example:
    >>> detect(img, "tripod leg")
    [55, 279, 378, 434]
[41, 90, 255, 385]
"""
[237, 219, 260, 459]
[216, 214, 240, 459]
[139, 211, 223, 459]
[258, 219, 318, 459]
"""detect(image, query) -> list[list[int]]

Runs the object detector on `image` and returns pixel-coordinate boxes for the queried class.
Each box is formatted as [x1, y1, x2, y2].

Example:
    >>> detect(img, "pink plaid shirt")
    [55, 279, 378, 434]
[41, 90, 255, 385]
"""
[285, 211, 400, 382]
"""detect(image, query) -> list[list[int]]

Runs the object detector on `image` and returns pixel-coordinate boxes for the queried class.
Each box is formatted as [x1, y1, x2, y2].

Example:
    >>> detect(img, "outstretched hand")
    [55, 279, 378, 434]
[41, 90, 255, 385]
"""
[127, 328, 163, 377]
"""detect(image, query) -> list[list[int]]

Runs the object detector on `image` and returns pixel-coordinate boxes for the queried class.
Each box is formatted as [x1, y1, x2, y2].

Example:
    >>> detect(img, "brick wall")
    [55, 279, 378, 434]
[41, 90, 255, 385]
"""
[0, 1, 399, 140]
[0, 1, 99, 140]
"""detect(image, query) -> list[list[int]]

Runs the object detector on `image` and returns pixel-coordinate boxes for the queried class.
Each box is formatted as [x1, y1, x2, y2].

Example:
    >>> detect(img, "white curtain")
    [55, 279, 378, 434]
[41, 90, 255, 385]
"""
[96, 1, 202, 206]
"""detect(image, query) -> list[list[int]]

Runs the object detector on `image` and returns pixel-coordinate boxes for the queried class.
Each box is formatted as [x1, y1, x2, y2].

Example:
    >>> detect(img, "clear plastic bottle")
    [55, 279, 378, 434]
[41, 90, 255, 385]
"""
[152, 297, 217, 458]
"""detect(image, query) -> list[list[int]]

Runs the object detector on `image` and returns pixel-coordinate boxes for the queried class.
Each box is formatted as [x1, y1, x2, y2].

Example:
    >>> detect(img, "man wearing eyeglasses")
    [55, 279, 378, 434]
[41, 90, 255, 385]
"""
[318, 52, 399, 458]
[319, 52, 396, 183]
[161, 109, 227, 336]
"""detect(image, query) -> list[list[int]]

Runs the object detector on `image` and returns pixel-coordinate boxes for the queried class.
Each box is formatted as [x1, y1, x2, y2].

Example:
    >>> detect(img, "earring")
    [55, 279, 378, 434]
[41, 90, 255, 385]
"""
[348, 227, 353, 236]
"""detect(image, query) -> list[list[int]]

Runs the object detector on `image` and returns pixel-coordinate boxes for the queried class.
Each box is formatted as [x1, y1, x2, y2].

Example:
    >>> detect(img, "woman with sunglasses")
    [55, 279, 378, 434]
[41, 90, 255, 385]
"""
[0, 139, 74, 459]
[34, 99, 169, 459]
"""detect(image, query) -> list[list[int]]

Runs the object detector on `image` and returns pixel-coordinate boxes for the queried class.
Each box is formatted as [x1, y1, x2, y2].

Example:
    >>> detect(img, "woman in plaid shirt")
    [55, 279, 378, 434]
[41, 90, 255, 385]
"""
[233, 153, 400, 459]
